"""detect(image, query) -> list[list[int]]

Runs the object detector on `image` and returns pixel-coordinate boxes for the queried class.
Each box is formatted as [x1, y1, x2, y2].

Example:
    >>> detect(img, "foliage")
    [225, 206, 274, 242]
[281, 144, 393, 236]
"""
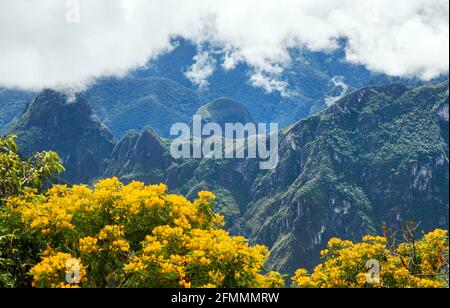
[0, 135, 64, 204]
[0, 135, 64, 287]
[292, 229, 449, 288]
[1, 178, 284, 288]
[83, 77, 204, 138]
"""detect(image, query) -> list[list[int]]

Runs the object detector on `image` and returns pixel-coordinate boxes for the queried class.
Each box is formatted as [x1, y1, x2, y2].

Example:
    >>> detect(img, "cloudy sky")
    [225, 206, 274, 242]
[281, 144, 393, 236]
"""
[0, 0, 448, 92]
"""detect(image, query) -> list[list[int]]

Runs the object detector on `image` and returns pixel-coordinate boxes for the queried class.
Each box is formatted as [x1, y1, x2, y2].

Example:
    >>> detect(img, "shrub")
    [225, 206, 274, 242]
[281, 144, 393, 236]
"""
[292, 230, 449, 288]
[0, 135, 64, 204]
[2, 178, 284, 288]
[0, 135, 64, 287]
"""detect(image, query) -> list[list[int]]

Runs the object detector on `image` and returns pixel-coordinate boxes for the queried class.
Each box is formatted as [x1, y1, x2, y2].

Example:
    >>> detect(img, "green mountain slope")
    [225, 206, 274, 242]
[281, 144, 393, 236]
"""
[7, 81, 448, 275]
[104, 127, 174, 184]
[233, 81, 449, 272]
[0, 89, 33, 133]
[103, 81, 449, 273]
[82, 77, 204, 138]
[8, 90, 117, 184]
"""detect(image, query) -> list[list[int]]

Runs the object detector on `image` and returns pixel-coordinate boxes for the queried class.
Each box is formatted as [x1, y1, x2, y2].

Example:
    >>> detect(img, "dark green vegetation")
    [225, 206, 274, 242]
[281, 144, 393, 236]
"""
[8, 90, 116, 184]
[5, 80, 448, 274]
[0, 136, 64, 287]
[234, 81, 449, 272]
[0, 135, 64, 205]
[0, 89, 33, 134]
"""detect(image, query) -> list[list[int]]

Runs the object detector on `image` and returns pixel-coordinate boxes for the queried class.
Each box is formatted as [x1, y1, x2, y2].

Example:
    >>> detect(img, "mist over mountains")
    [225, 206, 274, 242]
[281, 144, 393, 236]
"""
[1, 40, 444, 138]
[1, 0, 448, 91]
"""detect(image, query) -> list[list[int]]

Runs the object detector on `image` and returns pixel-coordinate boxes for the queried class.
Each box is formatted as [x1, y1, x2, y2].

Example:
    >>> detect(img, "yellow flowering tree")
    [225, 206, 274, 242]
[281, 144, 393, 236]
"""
[1, 135, 64, 287]
[292, 230, 449, 288]
[3, 178, 284, 288]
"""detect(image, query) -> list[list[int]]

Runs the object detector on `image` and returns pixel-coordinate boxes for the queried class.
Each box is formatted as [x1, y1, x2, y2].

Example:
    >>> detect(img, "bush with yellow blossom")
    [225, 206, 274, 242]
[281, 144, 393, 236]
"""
[292, 230, 449, 288]
[2, 178, 285, 288]
[1, 135, 64, 287]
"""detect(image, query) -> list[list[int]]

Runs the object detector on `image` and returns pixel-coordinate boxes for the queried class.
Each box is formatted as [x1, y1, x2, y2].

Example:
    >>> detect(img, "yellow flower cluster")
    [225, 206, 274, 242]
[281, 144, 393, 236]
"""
[8, 177, 449, 289]
[198, 191, 216, 201]
[7, 178, 278, 288]
[98, 225, 125, 241]
[15, 185, 76, 234]
[79, 237, 99, 254]
[124, 226, 274, 288]
[397, 229, 448, 274]
[255, 271, 286, 288]
[292, 230, 448, 289]
[110, 240, 131, 253]
[30, 253, 86, 288]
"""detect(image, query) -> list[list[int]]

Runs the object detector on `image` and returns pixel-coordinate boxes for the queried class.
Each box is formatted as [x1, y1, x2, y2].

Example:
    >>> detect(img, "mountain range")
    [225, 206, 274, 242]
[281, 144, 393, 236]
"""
[5, 79, 448, 274]
[1, 40, 443, 138]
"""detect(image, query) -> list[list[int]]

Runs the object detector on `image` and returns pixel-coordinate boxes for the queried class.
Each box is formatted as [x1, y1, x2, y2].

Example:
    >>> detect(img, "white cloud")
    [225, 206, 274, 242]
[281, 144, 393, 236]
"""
[250, 72, 290, 96]
[325, 76, 349, 107]
[184, 51, 216, 89]
[0, 0, 448, 92]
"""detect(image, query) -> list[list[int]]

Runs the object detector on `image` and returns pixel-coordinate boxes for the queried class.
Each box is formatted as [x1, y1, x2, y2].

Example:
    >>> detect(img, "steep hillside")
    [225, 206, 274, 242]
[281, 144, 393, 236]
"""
[82, 77, 204, 138]
[233, 81, 449, 272]
[104, 127, 174, 184]
[1, 77, 204, 139]
[6, 81, 447, 275]
[0, 89, 33, 133]
[8, 90, 117, 184]
[103, 81, 449, 273]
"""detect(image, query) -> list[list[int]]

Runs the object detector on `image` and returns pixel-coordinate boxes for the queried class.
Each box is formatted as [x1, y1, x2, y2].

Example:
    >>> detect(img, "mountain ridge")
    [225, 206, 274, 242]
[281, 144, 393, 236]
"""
[82, 77, 204, 138]
[5, 80, 449, 274]
[8, 89, 117, 184]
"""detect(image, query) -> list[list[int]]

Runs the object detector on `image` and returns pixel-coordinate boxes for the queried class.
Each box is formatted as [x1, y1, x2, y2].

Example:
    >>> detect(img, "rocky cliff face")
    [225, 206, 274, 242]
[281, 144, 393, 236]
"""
[8, 90, 116, 184]
[104, 127, 174, 184]
[232, 82, 449, 272]
[103, 127, 261, 226]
